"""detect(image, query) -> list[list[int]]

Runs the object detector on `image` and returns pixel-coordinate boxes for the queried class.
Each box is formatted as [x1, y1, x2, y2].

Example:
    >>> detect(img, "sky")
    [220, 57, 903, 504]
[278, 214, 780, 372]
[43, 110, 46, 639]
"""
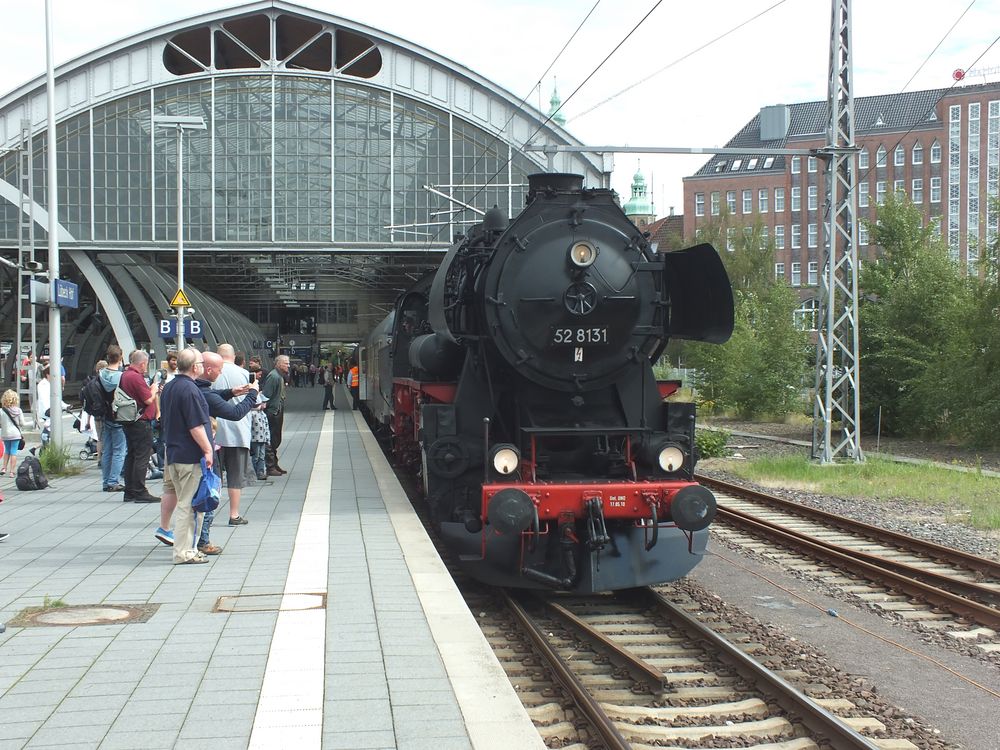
[1, 0, 998, 215]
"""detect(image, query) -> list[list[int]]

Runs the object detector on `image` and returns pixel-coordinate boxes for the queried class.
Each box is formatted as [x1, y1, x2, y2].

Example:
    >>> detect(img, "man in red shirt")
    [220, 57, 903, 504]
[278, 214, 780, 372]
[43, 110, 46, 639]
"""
[119, 350, 159, 503]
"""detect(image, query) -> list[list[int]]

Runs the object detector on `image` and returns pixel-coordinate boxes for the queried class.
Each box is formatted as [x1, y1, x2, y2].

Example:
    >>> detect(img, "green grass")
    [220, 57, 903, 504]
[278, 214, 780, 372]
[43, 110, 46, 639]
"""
[718, 455, 1000, 532]
[38, 443, 83, 477]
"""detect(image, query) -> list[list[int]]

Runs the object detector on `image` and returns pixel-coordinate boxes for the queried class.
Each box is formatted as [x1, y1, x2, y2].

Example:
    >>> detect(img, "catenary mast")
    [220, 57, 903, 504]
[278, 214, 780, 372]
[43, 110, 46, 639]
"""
[813, 0, 864, 464]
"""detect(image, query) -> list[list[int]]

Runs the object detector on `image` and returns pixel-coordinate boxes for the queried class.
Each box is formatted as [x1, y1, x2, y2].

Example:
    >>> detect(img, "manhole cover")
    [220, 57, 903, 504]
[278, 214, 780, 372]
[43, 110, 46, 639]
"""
[215, 593, 326, 613]
[8, 604, 160, 628]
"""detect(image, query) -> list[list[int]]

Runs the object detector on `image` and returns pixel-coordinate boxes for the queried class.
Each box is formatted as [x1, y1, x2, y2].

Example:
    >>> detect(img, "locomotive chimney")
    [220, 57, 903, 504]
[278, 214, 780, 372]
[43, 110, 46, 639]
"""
[527, 172, 584, 201]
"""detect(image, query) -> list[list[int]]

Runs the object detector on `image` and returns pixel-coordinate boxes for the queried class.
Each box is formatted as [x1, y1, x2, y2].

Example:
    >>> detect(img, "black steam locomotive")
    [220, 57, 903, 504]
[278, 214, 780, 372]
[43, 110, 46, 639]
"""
[360, 173, 733, 592]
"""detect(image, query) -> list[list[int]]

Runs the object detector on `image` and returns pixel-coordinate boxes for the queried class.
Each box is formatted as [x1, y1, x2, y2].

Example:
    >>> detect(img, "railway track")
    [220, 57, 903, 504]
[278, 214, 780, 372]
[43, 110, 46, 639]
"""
[491, 586, 926, 750]
[698, 474, 1000, 652]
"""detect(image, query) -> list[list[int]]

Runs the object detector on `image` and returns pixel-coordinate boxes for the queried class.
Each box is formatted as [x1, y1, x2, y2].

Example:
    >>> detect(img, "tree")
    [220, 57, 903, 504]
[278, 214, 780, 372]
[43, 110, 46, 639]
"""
[858, 195, 973, 438]
[677, 214, 810, 418]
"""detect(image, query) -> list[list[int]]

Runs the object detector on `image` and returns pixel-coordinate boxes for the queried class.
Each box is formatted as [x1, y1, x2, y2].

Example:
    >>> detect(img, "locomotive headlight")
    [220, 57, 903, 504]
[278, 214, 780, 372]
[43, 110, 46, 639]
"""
[490, 444, 520, 475]
[658, 445, 686, 472]
[569, 241, 598, 268]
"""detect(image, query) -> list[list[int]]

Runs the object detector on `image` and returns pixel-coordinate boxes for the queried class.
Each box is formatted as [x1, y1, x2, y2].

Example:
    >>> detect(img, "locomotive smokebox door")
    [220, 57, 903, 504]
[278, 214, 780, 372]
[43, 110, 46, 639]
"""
[661, 243, 735, 344]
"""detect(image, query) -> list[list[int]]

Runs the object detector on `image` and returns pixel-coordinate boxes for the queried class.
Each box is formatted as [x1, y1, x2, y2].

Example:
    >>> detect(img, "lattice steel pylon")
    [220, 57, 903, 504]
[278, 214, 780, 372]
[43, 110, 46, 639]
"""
[15, 118, 37, 412]
[812, 0, 864, 464]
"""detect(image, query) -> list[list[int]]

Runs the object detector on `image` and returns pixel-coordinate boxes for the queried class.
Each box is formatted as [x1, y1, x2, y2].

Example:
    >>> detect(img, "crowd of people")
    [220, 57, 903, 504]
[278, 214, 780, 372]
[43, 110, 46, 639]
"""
[0, 345, 294, 562]
[0, 346, 355, 550]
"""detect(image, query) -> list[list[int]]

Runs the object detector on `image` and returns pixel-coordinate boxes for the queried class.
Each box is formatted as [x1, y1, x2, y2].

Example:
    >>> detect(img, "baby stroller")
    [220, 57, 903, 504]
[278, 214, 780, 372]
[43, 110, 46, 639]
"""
[73, 410, 99, 460]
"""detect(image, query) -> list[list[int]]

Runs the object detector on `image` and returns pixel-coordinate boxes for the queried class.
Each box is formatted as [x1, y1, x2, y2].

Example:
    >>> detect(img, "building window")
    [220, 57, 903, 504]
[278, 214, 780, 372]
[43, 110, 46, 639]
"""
[859, 225, 869, 245]
[912, 142, 923, 165]
[726, 227, 735, 251]
[763, 156, 775, 169]
[808, 261, 818, 285]
[711, 191, 720, 215]
[808, 223, 817, 248]
[807, 156, 817, 173]
[894, 179, 905, 197]
[859, 182, 869, 207]
[760, 226, 769, 247]
[930, 176, 941, 203]
[859, 148, 869, 169]
[791, 187, 801, 211]
[791, 261, 801, 286]
[742, 189, 752, 214]
[726, 190, 736, 213]
[775, 262, 785, 280]
[930, 140, 941, 163]
[912, 178, 923, 203]
[775, 224, 785, 249]
[791, 224, 801, 249]
[894, 145, 905, 166]
[876, 180, 887, 204]
[731, 159, 742, 171]
[876, 145, 887, 167]
[775, 187, 785, 212]
[747, 157, 758, 169]
[808, 185, 817, 210]
[695, 192, 705, 216]
[758, 188, 769, 213]
[791, 156, 801, 174]
[794, 298, 819, 331]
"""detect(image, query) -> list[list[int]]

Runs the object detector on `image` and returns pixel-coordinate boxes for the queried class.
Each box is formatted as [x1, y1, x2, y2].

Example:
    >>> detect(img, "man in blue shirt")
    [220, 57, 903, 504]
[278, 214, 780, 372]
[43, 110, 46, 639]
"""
[160, 348, 214, 564]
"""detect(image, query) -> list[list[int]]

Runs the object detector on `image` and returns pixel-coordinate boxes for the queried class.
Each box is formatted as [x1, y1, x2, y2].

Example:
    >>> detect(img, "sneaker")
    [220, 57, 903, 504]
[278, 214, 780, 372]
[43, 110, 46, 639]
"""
[0, 532, 8, 542]
[176, 554, 209, 565]
[133, 494, 161, 504]
[198, 543, 222, 555]
[104, 484, 125, 492]
[256, 473, 267, 481]
[228, 516, 248, 526]
[154, 528, 174, 546]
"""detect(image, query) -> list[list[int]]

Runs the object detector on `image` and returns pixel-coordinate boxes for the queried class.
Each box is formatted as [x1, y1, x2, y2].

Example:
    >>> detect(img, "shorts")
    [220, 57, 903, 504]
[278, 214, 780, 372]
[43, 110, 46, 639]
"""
[3, 439, 19, 458]
[214, 446, 250, 490]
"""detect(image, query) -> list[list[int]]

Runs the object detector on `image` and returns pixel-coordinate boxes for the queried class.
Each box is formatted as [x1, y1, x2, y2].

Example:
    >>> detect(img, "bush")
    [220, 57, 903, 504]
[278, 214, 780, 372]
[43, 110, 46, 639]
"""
[696, 429, 730, 459]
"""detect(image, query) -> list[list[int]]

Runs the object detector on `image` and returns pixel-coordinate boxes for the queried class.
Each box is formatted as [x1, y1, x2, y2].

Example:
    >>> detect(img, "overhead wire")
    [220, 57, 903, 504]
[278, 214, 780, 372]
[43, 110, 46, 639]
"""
[899, 1, 975, 93]
[573, 0, 790, 122]
[412, 0, 602, 249]
[414, 0, 667, 257]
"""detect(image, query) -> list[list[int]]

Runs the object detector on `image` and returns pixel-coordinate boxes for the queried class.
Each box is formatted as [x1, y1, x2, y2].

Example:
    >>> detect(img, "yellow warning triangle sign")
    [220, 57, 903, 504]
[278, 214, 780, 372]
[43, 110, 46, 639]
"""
[170, 289, 191, 307]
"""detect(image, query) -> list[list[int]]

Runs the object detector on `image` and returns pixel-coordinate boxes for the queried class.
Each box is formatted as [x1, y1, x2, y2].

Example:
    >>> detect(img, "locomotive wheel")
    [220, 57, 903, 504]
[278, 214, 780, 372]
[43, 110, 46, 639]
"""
[425, 437, 470, 479]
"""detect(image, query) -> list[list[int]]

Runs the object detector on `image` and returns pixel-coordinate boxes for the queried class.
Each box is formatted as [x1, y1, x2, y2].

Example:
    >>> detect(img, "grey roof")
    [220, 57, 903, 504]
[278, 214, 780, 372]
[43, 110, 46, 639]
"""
[692, 86, 954, 178]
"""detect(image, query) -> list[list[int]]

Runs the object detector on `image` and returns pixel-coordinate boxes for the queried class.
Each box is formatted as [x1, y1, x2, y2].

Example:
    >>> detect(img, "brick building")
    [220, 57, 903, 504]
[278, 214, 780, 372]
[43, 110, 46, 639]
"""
[682, 82, 1000, 326]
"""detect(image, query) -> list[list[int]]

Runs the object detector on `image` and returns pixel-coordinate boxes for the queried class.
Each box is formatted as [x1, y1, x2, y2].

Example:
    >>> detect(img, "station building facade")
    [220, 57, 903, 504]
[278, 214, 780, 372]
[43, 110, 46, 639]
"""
[682, 82, 1000, 329]
[0, 1, 605, 380]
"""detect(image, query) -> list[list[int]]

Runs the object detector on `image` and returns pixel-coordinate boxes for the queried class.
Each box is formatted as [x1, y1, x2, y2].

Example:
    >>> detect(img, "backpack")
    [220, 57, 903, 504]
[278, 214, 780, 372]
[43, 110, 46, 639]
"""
[16, 455, 49, 491]
[112, 386, 139, 422]
[80, 376, 110, 419]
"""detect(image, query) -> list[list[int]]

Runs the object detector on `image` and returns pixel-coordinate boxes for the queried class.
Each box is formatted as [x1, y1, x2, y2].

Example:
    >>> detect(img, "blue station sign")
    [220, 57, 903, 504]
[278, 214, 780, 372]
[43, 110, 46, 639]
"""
[159, 319, 204, 338]
[54, 278, 80, 308]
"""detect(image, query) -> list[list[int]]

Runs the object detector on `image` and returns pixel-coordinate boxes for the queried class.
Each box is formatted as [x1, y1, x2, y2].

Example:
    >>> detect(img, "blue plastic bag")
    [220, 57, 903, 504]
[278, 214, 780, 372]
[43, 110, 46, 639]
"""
[192, 457, 221, 513]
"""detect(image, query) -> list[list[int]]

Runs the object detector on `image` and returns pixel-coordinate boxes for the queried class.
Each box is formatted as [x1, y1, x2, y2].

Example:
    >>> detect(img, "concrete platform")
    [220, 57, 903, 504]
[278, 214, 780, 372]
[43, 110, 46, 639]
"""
[0, 385, 542, 750]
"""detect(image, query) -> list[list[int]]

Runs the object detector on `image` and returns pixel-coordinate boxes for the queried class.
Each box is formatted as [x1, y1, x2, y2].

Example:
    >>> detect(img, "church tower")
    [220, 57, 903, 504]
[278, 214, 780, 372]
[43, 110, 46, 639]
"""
[623, 166, 656, 229]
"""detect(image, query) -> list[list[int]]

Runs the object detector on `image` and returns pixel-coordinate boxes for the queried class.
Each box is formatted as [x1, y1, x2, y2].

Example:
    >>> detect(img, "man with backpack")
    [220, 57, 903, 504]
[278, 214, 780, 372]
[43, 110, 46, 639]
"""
[98, 346, 127, 493]
[79, 360, 108, 462]
[119, 351, 159, 504]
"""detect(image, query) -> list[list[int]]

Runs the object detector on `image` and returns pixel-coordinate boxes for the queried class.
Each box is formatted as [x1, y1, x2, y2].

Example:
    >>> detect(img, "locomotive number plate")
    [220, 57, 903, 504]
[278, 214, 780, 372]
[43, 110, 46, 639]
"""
[552, 327, 609, 345]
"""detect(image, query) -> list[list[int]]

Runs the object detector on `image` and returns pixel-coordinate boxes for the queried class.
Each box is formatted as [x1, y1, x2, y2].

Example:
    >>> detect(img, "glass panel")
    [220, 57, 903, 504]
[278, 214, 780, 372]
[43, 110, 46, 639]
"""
[393, 95, 450, 241]
[25, 113, 91, 241]
[274, 77, 331, 242]
[334, 82, 390, 242]
[93, 92, 153, 241]
[154, 80, 212, 242]
[215, 77, 272, 241]
[452, 117, 506, 227]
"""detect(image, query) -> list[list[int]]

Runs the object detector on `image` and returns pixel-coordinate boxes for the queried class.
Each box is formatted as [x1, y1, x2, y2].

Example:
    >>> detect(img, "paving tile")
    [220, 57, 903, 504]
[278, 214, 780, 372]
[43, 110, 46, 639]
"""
[320, 730, 397, 749]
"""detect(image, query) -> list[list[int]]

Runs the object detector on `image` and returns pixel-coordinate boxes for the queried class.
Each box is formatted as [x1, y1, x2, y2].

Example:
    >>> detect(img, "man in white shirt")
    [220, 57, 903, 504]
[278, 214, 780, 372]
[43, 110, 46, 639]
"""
[212, 344, 252, 526]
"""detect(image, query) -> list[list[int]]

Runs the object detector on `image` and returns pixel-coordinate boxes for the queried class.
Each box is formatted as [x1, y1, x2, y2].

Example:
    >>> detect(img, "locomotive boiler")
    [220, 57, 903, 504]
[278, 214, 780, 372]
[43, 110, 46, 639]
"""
[360, 173, 734, 592]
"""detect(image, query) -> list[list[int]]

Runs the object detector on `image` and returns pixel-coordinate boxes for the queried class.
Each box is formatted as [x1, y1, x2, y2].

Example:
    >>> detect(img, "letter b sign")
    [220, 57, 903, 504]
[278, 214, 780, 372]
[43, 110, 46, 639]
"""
[187, 319, 202, 336]
[159, 320, 172, 336]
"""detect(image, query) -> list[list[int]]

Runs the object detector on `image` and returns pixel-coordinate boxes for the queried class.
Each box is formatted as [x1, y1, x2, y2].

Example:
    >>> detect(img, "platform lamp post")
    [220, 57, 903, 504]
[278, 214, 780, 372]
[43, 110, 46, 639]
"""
[153, 115, 206, 353]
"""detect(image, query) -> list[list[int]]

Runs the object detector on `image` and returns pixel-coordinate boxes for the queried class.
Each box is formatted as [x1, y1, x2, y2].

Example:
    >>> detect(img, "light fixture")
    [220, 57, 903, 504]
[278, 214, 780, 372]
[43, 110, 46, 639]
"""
[490, 444, 520, 475]
[569, 241, 598, 268]
[658, 445, 685, 472]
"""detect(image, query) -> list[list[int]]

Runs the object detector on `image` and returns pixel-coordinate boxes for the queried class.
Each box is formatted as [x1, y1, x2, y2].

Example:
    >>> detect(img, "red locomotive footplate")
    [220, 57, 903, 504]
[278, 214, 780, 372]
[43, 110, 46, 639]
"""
[482, 480, 698, 521]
